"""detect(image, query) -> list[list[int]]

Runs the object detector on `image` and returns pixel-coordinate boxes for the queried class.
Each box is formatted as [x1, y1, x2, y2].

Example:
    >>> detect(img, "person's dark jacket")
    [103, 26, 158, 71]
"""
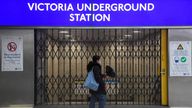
[87, 61, 106, 95]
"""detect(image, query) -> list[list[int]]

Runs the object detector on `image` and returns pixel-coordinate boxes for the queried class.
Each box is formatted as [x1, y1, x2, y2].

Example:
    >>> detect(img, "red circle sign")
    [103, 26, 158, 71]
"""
[7, 42, 17, 52]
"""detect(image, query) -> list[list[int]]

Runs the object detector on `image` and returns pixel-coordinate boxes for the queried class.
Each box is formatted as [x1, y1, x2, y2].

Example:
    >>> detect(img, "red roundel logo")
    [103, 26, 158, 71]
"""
[7, 42, 17, 52]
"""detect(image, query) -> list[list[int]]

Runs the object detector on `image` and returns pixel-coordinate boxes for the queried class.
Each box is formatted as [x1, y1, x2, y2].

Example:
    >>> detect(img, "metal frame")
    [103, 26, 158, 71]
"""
[35, 28, 161, 105]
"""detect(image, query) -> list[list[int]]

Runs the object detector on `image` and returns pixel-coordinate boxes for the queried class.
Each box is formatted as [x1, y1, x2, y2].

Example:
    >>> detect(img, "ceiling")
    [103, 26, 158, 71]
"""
[39, 29, 161, 42]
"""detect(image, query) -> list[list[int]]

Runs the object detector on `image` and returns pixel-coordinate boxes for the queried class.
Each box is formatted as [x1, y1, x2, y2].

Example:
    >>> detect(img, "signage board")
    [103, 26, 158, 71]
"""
[0, 0, 192, 26]
[169, 41, 192, 76]
[1, 36, 23, 71]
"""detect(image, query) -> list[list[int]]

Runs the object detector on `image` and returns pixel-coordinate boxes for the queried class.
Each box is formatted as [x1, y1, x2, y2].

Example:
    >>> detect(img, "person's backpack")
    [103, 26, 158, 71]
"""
[83, 68, 99, 91]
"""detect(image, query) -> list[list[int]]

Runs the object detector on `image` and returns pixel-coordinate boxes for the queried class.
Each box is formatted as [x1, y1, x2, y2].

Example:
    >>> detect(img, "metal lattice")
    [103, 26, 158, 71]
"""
[35, 29, 161, 105]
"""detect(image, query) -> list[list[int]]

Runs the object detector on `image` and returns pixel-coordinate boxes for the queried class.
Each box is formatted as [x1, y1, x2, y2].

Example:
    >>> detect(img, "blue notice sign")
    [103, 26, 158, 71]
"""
[0, 0, 192, 27]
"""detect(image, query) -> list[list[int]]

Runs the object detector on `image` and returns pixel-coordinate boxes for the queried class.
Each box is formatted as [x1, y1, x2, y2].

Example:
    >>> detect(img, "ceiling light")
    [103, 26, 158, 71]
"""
[124, 34, 132, 37]
[119, 39, 124, 42]
[133, 30, 141, 33]
[65, 34, 71, 38]
[71, 39, 76, 42]
[59, 30, 69, 34]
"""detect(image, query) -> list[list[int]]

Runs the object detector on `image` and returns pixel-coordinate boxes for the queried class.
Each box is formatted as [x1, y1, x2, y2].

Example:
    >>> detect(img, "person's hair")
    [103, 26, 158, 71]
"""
[92, 55, 100, 62]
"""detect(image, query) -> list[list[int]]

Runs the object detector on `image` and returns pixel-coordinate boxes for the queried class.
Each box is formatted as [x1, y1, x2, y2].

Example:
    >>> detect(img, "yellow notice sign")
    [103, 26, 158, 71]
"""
[177, 44, 184, 50]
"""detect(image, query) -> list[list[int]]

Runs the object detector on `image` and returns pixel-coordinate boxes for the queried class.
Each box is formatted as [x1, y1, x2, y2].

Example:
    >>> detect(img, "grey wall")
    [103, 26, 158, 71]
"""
[168, 29, 192, 107]
[0, 29, 34, 106]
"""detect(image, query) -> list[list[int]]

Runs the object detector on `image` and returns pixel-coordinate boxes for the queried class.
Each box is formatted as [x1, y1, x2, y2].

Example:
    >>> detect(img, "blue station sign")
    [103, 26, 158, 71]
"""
[0, 0, 192, 27]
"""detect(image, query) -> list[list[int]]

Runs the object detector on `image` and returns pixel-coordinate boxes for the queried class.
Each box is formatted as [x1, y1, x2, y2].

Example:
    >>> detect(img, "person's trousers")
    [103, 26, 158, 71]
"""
[89, 94, 106, 108]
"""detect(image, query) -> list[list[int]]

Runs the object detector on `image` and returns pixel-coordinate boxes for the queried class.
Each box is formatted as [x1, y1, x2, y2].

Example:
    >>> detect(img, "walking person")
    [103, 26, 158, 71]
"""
[87, 55, 106, 108]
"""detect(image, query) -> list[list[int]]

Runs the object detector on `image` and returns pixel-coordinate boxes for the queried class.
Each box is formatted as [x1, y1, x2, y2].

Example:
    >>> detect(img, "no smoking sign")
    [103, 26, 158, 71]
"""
[7, 42, 17, 52]
[2, 36, 23, 71]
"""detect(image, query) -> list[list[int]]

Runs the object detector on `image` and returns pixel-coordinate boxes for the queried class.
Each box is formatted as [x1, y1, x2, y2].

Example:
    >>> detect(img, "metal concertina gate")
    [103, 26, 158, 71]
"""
[35, 29, 161, 105]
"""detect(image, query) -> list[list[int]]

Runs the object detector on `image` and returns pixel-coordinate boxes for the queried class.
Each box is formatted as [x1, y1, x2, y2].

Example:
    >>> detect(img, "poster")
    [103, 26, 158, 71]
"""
[169, 41, 192, 76]
[1, 36, 23, 71]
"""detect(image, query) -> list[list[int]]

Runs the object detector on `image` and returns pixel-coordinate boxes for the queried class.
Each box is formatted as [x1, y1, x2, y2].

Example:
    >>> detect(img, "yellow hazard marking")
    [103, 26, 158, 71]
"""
[161, 29, 168, 106]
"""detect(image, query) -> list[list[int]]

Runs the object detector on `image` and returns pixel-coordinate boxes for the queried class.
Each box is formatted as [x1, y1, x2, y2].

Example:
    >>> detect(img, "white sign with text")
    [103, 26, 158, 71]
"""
[1, 36, 23, 71]
[169, 41, 192, 76]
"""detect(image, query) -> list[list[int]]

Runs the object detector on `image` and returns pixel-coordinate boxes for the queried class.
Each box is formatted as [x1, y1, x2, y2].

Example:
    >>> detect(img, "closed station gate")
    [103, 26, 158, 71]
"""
[35, 29, 161, 105]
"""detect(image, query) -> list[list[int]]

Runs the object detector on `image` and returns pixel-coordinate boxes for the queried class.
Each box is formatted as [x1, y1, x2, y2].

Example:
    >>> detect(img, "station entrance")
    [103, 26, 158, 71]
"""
[35, 29, 162, 106]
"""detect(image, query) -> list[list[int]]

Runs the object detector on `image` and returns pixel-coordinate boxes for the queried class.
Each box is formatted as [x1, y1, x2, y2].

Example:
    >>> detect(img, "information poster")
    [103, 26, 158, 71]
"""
[169, 41, 192, 76]
[1, 36, 23, 71]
